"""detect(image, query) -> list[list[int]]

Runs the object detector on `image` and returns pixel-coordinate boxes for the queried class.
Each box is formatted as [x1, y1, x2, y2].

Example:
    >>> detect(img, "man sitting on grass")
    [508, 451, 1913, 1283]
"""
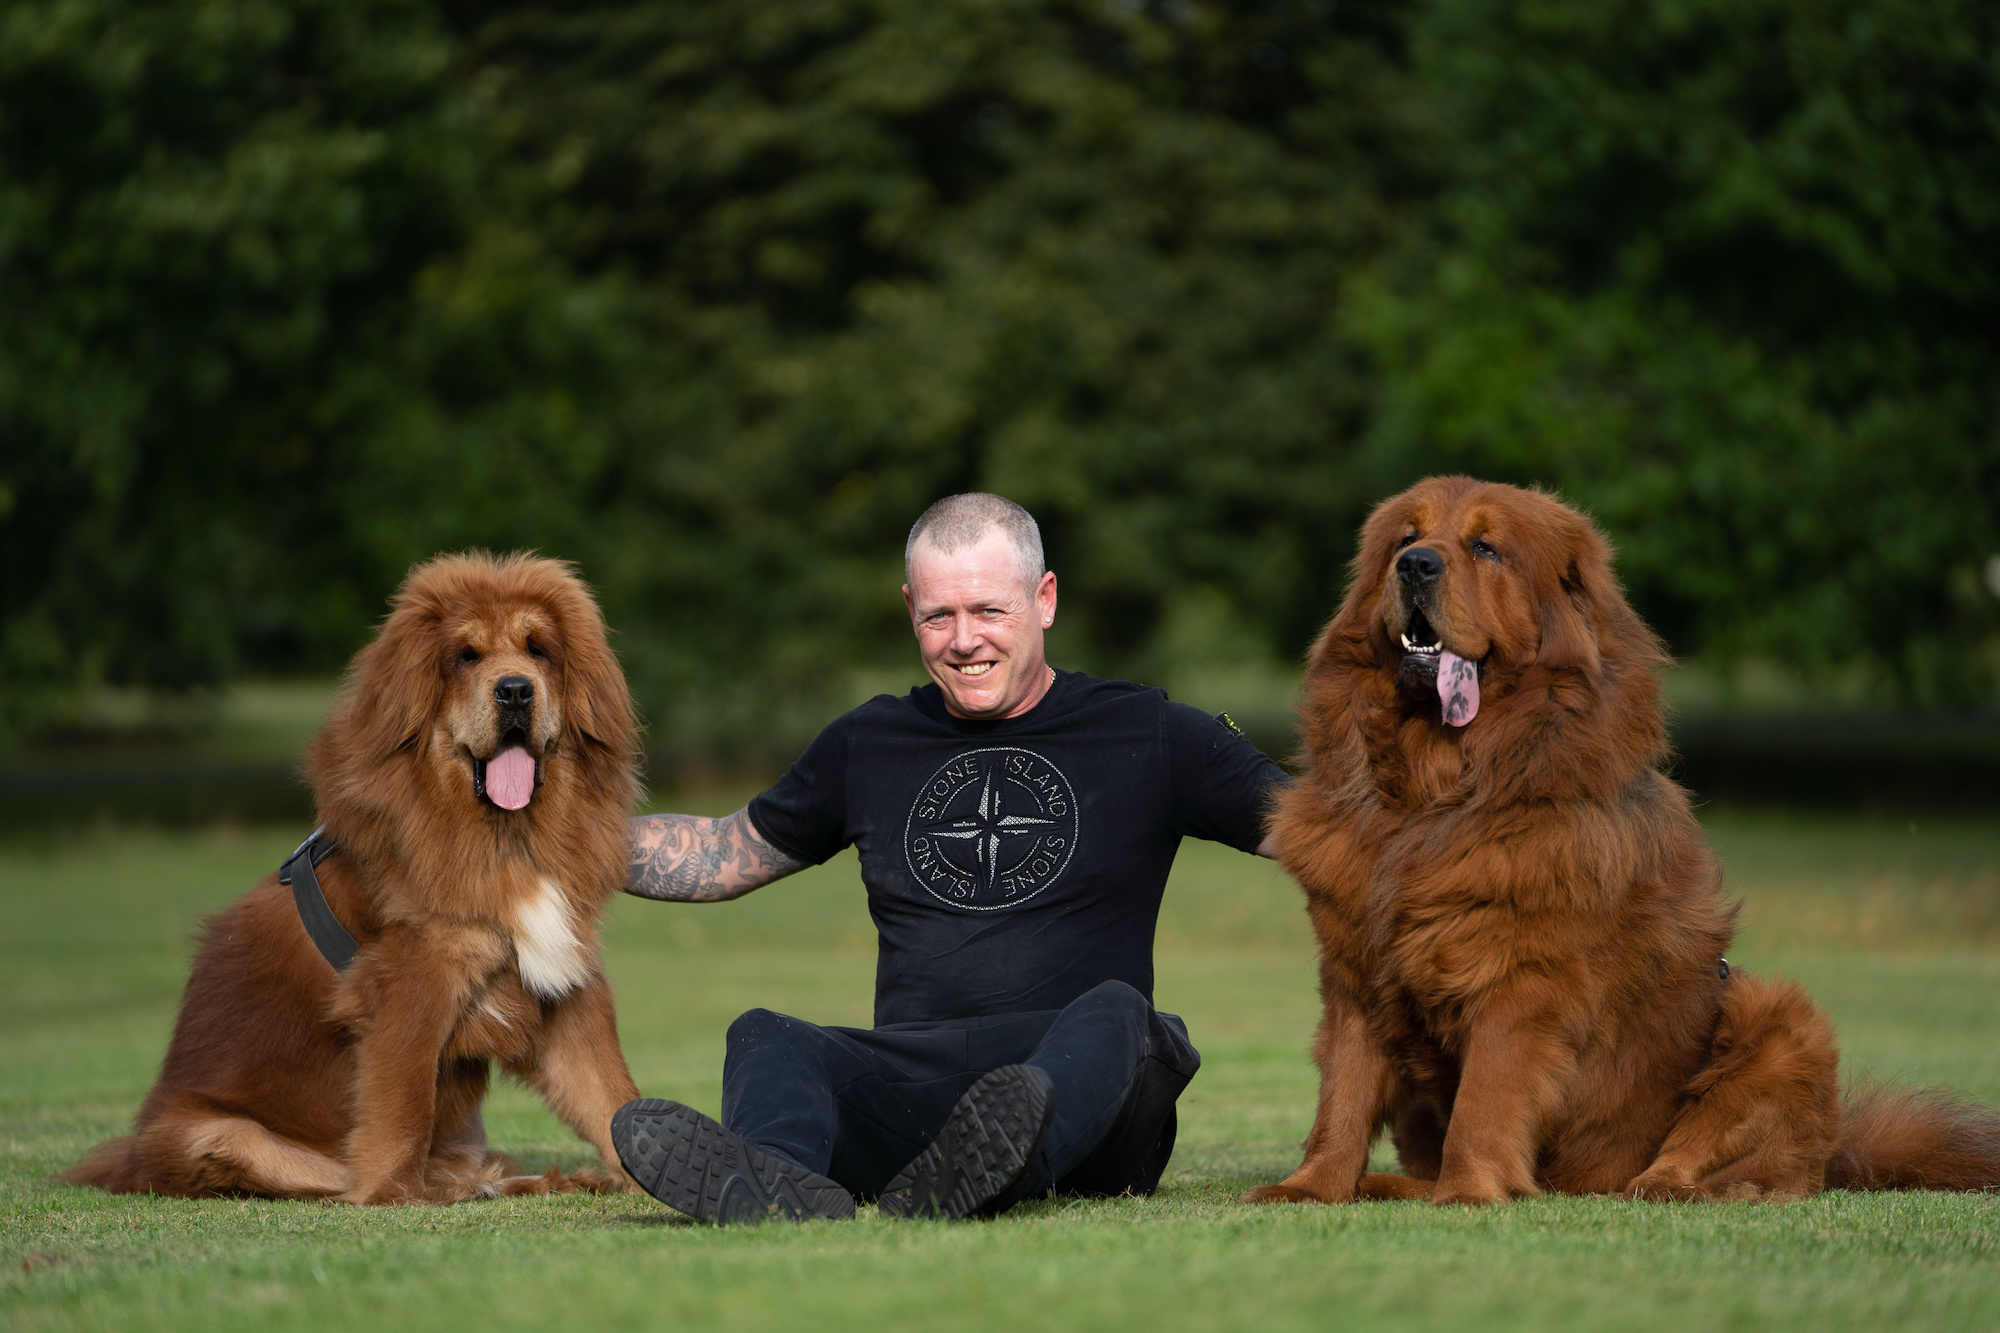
[611, 493, 1288, 1223]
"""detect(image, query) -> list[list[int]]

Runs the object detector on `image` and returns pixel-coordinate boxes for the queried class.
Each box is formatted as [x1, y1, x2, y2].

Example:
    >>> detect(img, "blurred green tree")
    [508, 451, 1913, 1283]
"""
[0, 1, 469, 714]
[1354, 0, 2000, 703]
[3, 0, 1427, 747]
[0, 0, 646, 740]
[4, 0, 1996, 755]
[459, 0, 1428, 742]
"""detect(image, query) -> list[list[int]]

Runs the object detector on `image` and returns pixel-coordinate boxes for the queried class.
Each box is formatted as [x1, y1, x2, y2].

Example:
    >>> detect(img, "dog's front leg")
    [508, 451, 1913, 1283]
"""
[1244, 1003, 1390, 1204]
[338, 928, 483, 1204]
[507, 971, 641, 1189]
[1430, 992, 1578, 1206]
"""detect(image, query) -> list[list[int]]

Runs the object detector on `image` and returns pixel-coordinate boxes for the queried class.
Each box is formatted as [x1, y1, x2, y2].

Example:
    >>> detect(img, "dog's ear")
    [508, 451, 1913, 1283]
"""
[1532, 517, 1612, 677]
[553, 575, 637, 758]
[336, 564, 450, 758]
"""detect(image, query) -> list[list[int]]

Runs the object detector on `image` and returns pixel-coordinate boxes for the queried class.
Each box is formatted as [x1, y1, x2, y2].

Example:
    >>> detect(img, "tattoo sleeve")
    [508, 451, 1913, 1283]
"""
[624, 808, 807, 902]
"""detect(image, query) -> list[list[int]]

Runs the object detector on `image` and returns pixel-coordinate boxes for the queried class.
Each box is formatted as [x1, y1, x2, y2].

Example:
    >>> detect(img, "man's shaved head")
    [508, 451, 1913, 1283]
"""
[904, 493, 1046, 590]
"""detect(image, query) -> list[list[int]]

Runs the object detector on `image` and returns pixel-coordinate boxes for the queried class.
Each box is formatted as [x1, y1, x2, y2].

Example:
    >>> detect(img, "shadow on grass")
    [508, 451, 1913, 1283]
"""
[612, 1212, 695, 1228]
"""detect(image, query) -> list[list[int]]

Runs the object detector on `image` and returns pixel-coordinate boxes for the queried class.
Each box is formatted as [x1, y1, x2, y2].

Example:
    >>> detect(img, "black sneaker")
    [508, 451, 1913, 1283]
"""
[611, 1098, 856, 1225]
[878, 1064, 1055, 1220]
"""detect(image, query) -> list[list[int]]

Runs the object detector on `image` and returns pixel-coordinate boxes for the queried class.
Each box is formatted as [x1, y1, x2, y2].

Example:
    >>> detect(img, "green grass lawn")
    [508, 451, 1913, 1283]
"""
[4, 807, 1998, 1331]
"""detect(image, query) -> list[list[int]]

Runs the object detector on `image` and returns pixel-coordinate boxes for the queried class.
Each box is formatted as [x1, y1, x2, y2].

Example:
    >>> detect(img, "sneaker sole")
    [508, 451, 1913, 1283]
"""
[879, 1064, 1054, 1220]
[611, 1098, 856, 1225]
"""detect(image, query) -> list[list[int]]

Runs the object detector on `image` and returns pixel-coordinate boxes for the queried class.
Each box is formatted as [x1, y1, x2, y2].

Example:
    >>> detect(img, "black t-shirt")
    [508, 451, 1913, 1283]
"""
[747, 669, 1289, 1027]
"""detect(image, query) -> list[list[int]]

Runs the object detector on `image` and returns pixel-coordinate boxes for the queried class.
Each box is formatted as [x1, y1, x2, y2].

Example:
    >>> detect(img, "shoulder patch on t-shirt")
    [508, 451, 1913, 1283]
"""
[903, 747, 1078, 911]
[1214, 711, 1243, 736]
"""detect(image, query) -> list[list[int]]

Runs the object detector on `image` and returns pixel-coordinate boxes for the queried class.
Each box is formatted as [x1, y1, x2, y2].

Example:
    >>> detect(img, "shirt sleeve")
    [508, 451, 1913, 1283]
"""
[745, 710, 856, 866]
[1164, 701, 1291, 854]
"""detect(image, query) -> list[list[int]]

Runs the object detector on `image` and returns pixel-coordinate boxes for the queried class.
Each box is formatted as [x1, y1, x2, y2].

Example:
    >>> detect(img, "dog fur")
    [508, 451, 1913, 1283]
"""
[64, 553, 646, 1203]
[1247, 476, 2000, 1206]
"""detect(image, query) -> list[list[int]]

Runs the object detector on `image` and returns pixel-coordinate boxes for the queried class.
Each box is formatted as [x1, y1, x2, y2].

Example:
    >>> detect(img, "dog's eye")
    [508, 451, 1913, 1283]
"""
[1469, 538, 1500, 562]
[1396, 530, 1419, 550]
[526, 640, 547, 660]
[456, 647, 481, 667]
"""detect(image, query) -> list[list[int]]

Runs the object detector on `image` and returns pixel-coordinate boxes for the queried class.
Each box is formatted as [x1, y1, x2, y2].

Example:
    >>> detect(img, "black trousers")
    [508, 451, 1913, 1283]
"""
[719, 980, 1201, 1202]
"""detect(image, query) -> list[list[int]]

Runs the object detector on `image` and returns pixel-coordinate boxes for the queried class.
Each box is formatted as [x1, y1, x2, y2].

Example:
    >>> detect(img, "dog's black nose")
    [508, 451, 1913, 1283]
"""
[1396, 547, 1444, 585]
[495, 676, 534, 709]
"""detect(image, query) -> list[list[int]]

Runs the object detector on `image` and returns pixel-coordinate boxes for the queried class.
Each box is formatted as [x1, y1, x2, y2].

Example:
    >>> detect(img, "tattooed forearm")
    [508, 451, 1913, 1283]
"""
[625, 808, 806, 902]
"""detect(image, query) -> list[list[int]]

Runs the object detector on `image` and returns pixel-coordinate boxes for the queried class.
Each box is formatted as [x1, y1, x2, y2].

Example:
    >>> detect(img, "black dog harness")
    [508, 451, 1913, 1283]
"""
[279, 828, 358, 971]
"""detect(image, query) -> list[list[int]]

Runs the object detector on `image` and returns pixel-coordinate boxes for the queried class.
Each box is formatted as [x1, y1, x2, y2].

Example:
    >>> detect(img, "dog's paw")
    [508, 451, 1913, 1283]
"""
[1429, 1171, 1519, 1207]
[556, 1167, 632, 1195]
[1357, 1173, 1435, 1201]
[1623, 1167, 1701, 1202]
[340, 1180, 415, 1206]
[1241, 1183, 1329, 1205]
[493, 1166, 635, 1196]
[495, 1167, 564, 1196]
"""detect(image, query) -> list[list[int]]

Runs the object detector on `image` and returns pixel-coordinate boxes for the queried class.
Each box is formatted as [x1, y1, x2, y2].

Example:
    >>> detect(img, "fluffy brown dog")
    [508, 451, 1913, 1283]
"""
[1248, 476, 2000, 1207]
[66, 553, 645, 1203]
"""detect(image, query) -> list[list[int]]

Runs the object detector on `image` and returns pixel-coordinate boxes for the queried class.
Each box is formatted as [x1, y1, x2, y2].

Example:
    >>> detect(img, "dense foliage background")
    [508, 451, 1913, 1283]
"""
[5, 0, 1997, 750]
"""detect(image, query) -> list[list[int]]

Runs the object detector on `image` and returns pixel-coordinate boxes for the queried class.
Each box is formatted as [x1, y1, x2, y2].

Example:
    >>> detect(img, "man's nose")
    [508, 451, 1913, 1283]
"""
[495, 676, 534, 709]
[1396, 547, 1445, 586]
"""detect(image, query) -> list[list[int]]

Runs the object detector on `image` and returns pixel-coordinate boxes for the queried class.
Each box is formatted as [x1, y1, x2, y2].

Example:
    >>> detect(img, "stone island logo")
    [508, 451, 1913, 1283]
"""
[904, 747, 1078, 911]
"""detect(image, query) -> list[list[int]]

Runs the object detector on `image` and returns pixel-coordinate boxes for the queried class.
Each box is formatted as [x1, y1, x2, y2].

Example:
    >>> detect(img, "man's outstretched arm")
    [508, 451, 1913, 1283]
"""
[625, 808, 806, 902]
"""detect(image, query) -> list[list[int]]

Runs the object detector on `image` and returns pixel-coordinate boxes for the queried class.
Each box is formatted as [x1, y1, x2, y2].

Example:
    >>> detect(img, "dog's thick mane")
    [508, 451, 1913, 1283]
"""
[307, 551, 641, 927]
[1297, 478, 1669, 813]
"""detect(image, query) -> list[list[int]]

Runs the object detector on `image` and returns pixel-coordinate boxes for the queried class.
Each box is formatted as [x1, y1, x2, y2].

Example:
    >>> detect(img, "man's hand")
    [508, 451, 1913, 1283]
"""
[625, 808, 805, 902]
[1256, 832, 1282, 860]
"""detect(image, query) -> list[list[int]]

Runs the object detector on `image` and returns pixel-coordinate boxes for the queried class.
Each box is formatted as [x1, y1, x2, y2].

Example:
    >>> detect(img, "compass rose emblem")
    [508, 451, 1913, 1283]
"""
[903, 747, 1079, 910]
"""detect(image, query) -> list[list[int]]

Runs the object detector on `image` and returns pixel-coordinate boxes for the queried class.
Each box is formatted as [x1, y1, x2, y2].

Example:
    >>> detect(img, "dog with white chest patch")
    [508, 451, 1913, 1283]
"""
[65, 553, 645, 1203]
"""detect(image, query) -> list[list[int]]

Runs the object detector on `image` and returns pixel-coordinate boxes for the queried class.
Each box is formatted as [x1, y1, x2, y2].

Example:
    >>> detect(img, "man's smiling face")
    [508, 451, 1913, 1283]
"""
[903, 529, 1058, 721]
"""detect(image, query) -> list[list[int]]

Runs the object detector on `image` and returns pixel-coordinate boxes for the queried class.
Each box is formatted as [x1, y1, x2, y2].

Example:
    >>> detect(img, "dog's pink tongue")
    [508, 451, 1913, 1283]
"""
[487, 744, 536, 810]
[1438, 649, 1480, 727]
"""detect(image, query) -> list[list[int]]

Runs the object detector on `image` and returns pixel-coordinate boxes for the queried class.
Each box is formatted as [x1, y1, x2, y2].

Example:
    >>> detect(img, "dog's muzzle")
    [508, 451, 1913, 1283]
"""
[476, 676, 542, 811]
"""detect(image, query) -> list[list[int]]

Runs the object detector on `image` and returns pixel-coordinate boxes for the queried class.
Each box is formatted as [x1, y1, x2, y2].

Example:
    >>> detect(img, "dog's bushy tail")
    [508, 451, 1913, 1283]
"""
[1826, 1081, 2000, 1192]
[58, 1136, 135, 1191]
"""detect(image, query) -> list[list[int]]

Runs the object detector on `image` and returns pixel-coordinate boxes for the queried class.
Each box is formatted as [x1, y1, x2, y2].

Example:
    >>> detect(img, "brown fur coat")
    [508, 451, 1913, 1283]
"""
[66, 553, 645, 1203]
[1248, 477, 2000, 1206]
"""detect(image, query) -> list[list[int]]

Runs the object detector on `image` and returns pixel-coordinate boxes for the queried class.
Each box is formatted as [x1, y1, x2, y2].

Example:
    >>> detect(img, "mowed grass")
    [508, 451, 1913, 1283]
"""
[3, 806, 1999, 1332]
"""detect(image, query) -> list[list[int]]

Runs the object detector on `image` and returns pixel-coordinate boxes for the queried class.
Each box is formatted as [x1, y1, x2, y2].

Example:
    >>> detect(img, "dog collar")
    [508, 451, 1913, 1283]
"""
[279, 828, 358, 972]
